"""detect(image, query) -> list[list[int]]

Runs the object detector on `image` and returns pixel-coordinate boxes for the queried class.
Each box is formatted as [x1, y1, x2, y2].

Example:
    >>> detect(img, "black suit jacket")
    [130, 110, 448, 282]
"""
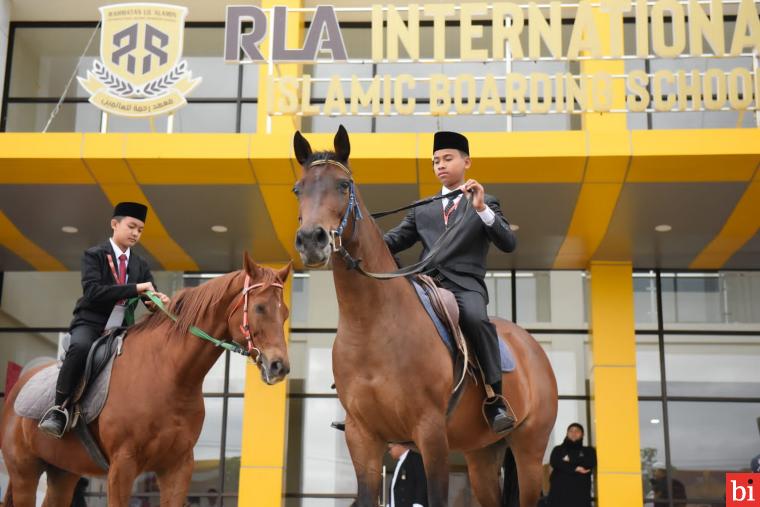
[70, 241, 155, 330]
[384, 193, 516, 300]
[392, 451, 427, 506]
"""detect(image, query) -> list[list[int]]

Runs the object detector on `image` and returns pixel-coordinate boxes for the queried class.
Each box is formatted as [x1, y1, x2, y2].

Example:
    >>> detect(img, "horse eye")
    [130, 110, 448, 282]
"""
[338, 180, 350, 192]
[292, 183, 302, 197]
[254, 304, 266, 314]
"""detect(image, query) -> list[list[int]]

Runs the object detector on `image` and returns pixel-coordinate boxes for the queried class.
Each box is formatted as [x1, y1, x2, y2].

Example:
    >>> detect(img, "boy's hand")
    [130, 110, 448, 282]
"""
[137, 281, 156, 294]
[144, 292, 170, 312]
[461, 179, 486, 212]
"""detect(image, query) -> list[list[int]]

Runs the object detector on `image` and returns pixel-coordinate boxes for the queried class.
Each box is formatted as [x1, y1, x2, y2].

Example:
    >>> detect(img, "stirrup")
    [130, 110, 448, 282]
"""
[481, 395, 515, 434]
[38, 405, 70, 439]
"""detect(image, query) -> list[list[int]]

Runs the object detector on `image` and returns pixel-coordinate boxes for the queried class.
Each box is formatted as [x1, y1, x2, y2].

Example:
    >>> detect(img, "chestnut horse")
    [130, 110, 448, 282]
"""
[1, 254, 291, 507]
[292, 127, 558, 507]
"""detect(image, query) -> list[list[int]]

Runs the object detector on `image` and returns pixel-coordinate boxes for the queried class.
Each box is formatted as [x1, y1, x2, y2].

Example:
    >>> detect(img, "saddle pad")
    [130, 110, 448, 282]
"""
[411, 279, 515, 373]
[14, 335, 123, 423]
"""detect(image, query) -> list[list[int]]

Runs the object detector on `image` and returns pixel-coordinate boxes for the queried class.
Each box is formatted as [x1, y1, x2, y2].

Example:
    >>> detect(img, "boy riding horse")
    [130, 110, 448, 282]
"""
[384, 131, 517, 433]
[38, 202, 170, 438]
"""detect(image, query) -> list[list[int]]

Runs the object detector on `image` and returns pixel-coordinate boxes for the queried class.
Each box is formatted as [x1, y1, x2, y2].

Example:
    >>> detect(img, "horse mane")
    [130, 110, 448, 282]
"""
[132, 267, 280, 337]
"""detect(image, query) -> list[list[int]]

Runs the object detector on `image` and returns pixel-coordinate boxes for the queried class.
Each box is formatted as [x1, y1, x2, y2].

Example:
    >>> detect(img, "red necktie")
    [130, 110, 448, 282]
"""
[118, 254, 127, 285]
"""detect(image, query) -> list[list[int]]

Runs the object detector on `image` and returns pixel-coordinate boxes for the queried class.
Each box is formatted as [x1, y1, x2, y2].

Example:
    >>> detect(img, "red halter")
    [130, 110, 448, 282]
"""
[227, 275, 284, 363]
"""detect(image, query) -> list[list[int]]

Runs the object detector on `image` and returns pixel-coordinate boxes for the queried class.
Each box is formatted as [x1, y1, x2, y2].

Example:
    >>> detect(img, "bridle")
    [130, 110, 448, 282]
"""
[226, 274, 284, 364]
[302, 158, 469, 280]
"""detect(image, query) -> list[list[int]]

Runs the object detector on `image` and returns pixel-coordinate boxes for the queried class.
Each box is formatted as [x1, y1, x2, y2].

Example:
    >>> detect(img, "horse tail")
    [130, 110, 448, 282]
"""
[502, 447, 519, 507]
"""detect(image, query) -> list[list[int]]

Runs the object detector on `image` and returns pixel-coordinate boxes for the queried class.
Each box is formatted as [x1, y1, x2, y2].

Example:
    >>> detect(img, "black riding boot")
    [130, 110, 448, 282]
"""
[485, 381, 515, 434]
[38, 390, 70, 438]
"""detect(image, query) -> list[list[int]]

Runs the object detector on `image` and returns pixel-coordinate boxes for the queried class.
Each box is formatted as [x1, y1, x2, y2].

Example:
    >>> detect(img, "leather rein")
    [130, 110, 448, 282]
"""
[306, 159, 469, 280]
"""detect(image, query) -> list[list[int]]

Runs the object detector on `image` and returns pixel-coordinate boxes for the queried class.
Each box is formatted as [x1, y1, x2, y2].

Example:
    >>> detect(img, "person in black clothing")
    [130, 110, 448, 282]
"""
[547, 423, 596, 507]
[38, 202, 170, 438]
[383, 131, 518, 433]
[389, 444, 427, 507]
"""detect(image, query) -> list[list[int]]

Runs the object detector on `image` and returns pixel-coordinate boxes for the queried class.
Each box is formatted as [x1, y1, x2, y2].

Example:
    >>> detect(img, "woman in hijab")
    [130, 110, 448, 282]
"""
[547, 423, 596, 507]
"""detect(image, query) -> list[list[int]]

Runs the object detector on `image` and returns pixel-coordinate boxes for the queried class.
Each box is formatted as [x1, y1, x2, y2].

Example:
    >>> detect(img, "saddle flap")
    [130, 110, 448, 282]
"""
[74, 327, 127, 406]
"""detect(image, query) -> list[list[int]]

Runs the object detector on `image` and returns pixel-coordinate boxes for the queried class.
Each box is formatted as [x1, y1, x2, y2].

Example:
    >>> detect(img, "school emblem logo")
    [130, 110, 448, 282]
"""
[78, 3, 201, 117]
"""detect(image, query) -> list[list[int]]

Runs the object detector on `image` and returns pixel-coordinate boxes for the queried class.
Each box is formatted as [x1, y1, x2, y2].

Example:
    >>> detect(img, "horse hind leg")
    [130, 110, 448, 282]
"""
[463, 439, 507, 507]
[41, 467, 81, 507]
[511, 441, 546, 507]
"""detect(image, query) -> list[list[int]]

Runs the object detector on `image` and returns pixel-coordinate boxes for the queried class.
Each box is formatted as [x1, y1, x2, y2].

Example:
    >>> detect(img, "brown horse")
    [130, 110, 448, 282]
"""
[1, 254, 291, 507]
[292, 127, 558, 507]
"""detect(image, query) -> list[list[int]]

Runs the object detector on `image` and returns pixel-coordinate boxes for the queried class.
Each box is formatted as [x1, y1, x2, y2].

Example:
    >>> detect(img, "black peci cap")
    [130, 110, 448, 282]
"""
[433, 131, 469, 155]
[113, 202, 148, 222]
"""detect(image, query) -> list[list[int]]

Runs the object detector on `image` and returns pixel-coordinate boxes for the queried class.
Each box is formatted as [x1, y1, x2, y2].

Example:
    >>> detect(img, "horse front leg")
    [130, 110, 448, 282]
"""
[157, 451, 194, 507]
[345, 418, 386, 507]
[415, 418, 451, 507]
[106, 456, 140, 507]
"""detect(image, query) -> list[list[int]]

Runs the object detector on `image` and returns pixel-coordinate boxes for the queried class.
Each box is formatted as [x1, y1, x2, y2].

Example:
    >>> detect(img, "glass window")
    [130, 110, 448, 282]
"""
[224, 398, 244, 493]
[664, 334, 760, 398]
[637, 336, 662, 396]
[538, 334, 589, 397]
[668, 401, 760, 500]
[192, 397, 223, 493]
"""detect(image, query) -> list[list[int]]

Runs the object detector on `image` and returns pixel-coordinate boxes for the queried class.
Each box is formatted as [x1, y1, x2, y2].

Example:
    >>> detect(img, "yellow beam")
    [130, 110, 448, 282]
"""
[589, 261, 643, 507]
[82, 134, 199, 271]
[0, 133, 94, 184]
[0, 211, 66, 270]
[238, 264, 292, 507]
[124, 134, 256, 185]
[690, 173, 760, 269]
[628, 130, 760, 182]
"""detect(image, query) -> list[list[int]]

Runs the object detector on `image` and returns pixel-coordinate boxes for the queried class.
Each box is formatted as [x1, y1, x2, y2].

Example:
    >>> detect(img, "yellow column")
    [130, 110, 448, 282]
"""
[589, 262, 643, 507]
[238, 267, 292, 506]
[239, 2, 303, 502]
[553, 5, 631, 269]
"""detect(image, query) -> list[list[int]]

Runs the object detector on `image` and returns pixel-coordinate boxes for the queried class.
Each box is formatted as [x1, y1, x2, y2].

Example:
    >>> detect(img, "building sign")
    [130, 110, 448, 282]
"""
[79, 3, 201, 117]
[224, 1, 760, 117]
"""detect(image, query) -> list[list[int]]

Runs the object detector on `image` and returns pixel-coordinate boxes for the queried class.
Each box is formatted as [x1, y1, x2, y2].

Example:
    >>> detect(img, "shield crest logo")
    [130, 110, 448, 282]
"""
[78, 3, 201, 118]
[100, 3, 186, 88]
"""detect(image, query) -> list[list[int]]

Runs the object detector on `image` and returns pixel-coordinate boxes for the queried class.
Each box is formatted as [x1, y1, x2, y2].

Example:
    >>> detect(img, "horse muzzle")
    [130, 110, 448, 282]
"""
[295, 225, 332, 268]
[258, 354, 290, 385]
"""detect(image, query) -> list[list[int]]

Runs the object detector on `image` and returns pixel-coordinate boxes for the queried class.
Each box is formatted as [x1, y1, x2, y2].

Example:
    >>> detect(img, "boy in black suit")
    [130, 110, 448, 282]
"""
[38, 202, 170, 438]
[384, 131, 517, 433]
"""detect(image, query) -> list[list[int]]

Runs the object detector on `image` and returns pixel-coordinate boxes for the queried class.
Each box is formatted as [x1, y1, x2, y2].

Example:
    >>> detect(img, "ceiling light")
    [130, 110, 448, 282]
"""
[211, 225, 228, 233]
[654, 224, 672, 232]
[650, 418, 661, 424]
[509, 224, 520, 231]
[61, 226, 78, 234]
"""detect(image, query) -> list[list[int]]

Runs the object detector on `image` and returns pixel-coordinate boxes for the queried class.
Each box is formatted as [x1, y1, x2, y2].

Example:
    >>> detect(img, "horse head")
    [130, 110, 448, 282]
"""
[292, 125, 357, 268]
[228, 253, 292, 384]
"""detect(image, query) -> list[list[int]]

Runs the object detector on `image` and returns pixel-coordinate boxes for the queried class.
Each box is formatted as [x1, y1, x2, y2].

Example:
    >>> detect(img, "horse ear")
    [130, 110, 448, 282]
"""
[242, 251, 261, 278]
[293, 131, 312, 166]
[334, 125, 350, 161]
[277, 261, 293, 283]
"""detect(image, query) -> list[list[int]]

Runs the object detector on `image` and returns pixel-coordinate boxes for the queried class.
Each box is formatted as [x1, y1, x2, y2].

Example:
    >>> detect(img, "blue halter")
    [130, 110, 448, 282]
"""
[307, 159, 363, 251]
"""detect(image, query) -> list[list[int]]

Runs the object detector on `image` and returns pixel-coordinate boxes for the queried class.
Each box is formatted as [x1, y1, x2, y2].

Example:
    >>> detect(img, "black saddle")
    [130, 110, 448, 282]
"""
[71, 326, 127, 405]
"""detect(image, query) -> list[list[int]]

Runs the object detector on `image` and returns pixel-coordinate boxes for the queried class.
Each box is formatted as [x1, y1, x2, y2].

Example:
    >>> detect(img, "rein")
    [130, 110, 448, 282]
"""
[306, 159, 470, 280]
[139, 275, 283, 363]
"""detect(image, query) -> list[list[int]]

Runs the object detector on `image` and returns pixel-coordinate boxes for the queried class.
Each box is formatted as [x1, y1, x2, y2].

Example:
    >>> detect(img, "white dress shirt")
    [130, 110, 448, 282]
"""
[441, 186, 495, 226]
